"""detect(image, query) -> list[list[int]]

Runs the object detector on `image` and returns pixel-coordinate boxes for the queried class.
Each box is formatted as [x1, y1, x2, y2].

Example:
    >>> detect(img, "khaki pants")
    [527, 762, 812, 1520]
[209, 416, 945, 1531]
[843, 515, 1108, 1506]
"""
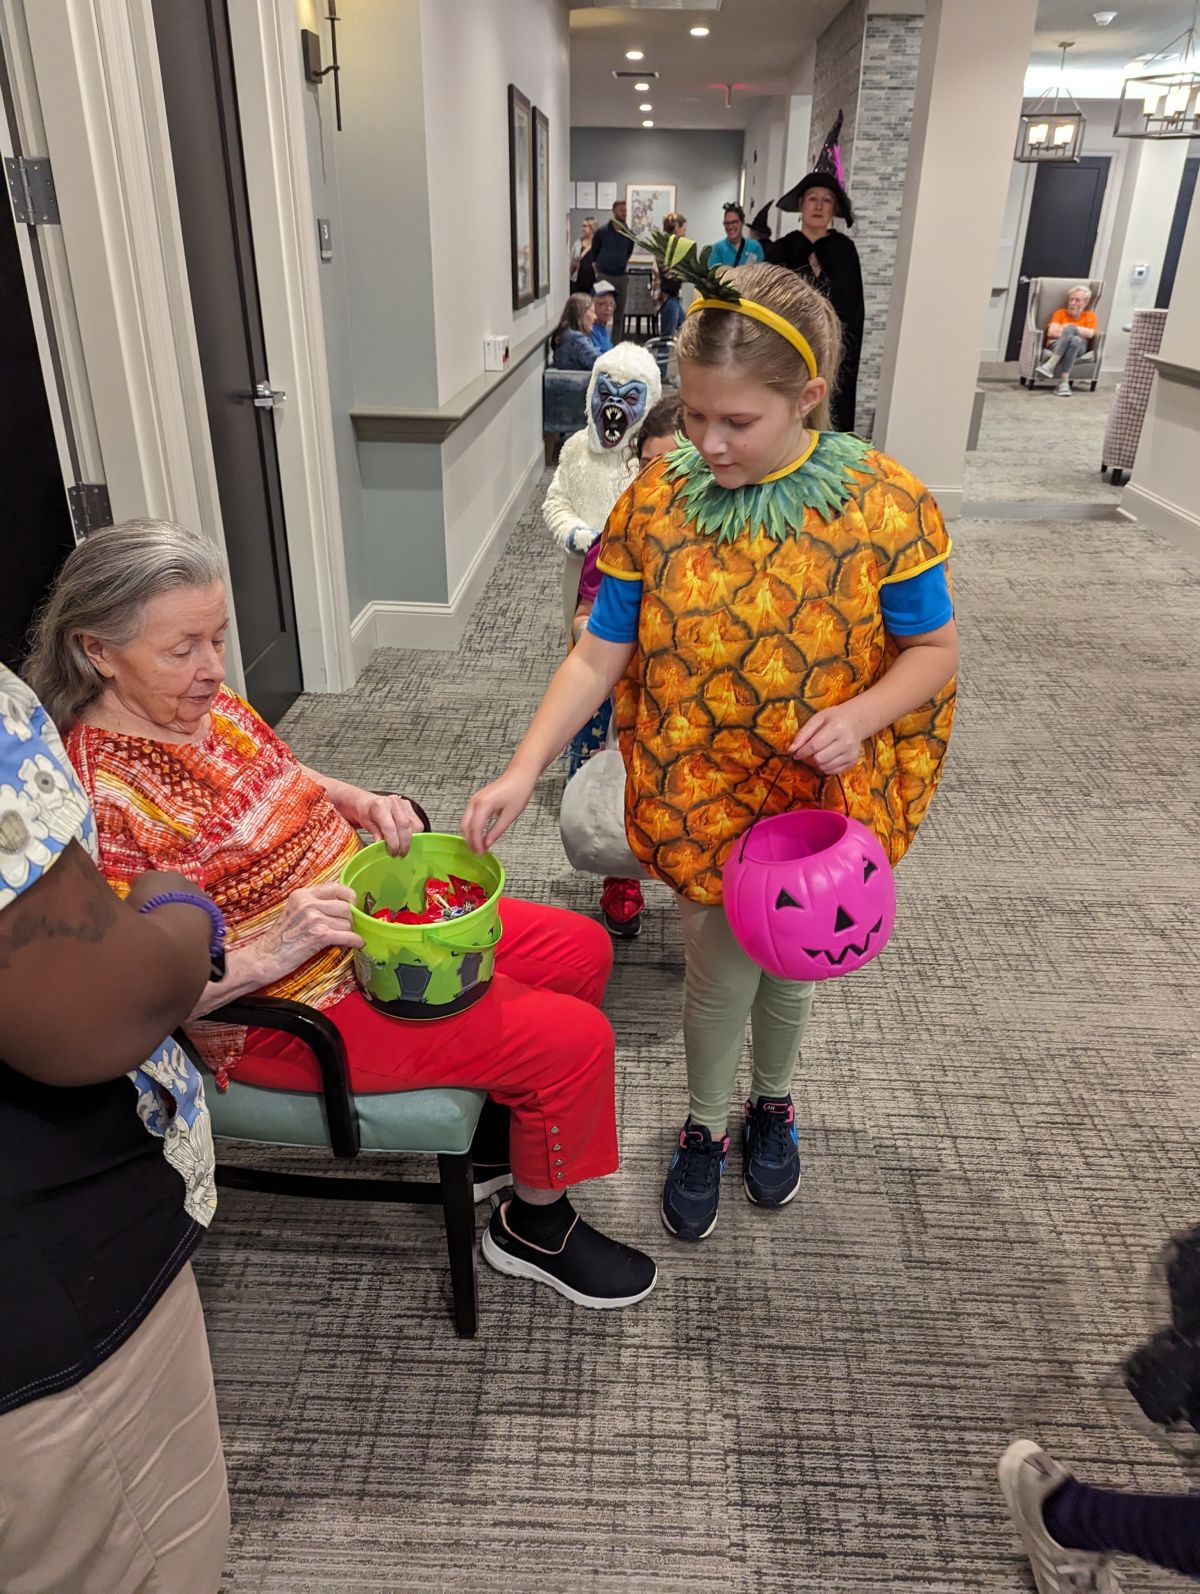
[0, 1263, 229, 1594]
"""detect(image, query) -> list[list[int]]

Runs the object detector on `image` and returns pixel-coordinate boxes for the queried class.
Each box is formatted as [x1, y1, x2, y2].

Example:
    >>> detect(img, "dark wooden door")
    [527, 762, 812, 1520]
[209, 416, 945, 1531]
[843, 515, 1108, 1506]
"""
[0, 191, 75, 672]
[1158, 157, 1199, 309]
[1005, 156, 1111, 361]
[152, 0, 302, 725]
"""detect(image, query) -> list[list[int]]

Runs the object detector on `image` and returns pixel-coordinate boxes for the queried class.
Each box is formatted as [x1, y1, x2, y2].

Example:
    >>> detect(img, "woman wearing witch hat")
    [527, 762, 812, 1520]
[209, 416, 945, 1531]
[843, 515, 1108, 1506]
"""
[769, 113, 864, 432]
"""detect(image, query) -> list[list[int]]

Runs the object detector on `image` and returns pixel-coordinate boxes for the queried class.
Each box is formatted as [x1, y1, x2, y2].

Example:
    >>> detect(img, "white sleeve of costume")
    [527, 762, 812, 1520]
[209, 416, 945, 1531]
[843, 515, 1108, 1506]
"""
[542, 433, 596, 553]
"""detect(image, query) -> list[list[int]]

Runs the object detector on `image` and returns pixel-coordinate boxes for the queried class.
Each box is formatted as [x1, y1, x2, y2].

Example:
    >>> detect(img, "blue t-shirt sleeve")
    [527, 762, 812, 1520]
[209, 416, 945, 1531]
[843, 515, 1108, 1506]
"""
[586, 573, 642, 644]
[879, 562, 953, 636]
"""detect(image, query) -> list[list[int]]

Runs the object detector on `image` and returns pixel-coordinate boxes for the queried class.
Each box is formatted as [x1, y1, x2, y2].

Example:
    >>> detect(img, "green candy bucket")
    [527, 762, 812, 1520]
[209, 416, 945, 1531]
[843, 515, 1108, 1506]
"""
[341, 835, 505, 1021]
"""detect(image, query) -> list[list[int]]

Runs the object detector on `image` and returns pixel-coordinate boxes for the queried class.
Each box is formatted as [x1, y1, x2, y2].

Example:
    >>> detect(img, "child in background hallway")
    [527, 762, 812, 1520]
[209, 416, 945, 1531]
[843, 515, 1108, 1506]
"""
[572, 395, 684, 941]
[467, 256, 958, 1241]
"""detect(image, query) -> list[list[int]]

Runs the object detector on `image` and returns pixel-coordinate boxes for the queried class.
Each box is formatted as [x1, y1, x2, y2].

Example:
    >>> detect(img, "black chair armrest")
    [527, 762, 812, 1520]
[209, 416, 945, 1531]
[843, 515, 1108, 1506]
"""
[201, 995, 360, 1159]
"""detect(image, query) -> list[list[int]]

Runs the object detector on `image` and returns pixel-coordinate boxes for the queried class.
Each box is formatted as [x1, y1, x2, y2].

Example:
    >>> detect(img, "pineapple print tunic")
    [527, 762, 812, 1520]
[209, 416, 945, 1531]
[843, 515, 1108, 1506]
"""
[595, 432, 956, 906]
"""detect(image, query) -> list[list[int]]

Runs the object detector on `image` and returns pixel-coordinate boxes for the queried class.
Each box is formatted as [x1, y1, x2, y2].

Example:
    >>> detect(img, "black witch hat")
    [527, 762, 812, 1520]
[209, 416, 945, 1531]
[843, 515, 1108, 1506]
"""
[776, 111, 854, 226]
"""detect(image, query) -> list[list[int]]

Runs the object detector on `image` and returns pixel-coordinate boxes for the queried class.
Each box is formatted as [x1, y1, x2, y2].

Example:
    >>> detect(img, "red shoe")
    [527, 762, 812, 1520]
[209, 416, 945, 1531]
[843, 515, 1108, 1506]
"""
[600, 877, 644, 940]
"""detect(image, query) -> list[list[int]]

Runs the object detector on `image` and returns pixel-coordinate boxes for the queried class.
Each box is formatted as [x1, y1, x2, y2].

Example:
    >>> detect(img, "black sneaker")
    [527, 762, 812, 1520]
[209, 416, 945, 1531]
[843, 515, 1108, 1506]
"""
[481, 1201, 657, 1309]
[742, 1094, 801, 1208]
[661, 1120, 729, 1241]
[1164, 1225, 1200, 1335]
[472, 1162, 512, 1202]
[1112, 1326, 1200, 1454]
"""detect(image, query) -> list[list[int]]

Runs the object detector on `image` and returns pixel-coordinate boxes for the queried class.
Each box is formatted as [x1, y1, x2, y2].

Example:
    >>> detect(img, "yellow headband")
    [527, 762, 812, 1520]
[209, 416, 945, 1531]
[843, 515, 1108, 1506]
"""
[686, 296, 818, 381]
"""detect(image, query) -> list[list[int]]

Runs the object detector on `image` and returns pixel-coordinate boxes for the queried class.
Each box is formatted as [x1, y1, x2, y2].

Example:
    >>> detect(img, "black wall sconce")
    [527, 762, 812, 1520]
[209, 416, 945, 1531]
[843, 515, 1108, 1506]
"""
[302, 2, 343, 131]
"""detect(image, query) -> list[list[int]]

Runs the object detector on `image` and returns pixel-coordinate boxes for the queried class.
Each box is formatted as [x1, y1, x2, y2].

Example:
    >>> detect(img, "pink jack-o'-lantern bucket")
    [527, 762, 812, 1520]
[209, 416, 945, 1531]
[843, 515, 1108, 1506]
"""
[723, 808, 896, 982]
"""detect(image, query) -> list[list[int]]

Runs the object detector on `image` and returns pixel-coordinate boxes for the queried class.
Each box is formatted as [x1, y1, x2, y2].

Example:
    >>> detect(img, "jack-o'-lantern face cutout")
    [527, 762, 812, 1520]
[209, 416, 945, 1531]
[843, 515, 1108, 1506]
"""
[723, 810, 896, 982]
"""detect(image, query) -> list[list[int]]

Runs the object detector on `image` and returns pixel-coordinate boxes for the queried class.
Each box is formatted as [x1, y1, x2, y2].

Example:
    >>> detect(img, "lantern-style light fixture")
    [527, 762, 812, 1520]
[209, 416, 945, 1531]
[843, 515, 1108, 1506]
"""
[1016, 42, 1086, 162]
[1115, 3, 1200, 139]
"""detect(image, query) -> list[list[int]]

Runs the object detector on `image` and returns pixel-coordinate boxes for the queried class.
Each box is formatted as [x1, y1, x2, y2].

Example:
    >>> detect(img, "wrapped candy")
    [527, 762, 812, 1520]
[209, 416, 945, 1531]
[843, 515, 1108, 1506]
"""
[365, 874, 489, 926]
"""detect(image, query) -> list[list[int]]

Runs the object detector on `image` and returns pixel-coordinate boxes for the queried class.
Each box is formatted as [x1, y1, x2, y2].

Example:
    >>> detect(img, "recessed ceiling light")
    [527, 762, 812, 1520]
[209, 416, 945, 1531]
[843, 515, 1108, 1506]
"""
[690, 26, 710, 37]
[642, 119, 654, 128]
[639, 102, 653, 111]
[625, 49, 644, 61]
[634, 80, 650, 91]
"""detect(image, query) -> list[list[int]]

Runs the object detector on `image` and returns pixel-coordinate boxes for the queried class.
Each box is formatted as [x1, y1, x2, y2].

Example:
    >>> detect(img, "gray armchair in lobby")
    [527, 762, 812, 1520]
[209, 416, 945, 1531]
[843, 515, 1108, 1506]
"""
[1019, 276, 1106, 390]
[1102, 307, 1167, 485]
[543, 334, 590, 464]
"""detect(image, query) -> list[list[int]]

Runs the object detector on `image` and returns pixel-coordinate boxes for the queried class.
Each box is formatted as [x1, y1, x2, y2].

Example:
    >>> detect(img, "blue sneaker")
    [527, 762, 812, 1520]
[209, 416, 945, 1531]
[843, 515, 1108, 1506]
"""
[661, 1120, 729, 1241]
[742, 1095, 801, 1207]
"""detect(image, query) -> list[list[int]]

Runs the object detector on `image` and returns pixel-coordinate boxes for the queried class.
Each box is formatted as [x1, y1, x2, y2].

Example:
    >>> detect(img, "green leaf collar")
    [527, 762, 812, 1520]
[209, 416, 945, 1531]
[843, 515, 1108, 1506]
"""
[662, 431, 873, 544]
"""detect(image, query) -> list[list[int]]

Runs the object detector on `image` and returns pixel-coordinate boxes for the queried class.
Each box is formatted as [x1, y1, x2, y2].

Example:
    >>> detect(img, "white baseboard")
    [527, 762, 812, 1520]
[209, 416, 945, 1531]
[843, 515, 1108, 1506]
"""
[931, 486, 964, 521]
[1119, 482, 1200, 558]
[350, 447, 544, 660]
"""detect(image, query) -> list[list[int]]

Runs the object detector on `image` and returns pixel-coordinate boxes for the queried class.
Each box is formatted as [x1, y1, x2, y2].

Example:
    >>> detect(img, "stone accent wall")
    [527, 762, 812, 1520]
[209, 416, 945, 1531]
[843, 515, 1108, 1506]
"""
[809, 0, 867, 178]
[852, 12, 924, 432]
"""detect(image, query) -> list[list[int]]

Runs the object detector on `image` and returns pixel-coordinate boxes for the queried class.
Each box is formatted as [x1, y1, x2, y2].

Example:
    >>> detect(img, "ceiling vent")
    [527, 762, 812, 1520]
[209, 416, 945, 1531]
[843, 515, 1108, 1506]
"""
[573, 1, 722, 9]
[611, 68, 661, 79]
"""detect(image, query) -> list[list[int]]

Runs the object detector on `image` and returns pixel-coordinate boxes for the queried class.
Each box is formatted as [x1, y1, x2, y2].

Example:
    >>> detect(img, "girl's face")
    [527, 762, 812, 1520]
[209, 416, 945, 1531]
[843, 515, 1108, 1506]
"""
[638, 431, 676, 467]
[680, 361, 826, 488]
[582, 303, 596, 332]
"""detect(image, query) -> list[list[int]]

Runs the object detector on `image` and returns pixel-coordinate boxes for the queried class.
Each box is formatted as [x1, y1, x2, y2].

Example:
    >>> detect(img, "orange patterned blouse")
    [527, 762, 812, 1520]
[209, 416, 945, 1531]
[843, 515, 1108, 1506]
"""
[66, 687, 360, 1080]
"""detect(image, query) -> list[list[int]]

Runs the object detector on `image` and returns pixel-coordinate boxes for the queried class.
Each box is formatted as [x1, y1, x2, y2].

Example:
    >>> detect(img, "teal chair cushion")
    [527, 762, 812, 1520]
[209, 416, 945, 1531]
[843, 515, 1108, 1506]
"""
[207, 1078, 487, 1156]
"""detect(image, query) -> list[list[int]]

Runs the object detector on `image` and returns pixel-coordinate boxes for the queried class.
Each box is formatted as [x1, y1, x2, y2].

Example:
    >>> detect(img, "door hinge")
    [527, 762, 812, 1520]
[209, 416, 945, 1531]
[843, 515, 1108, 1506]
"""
[5, 156, 59, 225]
[69, 483, 112, 538]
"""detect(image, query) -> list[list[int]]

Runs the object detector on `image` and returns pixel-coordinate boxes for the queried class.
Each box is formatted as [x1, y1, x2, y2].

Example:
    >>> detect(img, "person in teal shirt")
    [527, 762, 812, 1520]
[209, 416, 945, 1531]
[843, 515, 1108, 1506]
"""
[709, 203, 765, 268]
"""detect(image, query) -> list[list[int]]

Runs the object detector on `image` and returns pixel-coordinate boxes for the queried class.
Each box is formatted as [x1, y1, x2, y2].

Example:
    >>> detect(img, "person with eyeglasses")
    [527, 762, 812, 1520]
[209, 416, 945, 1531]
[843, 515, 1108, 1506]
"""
[708, 202, 765, 269]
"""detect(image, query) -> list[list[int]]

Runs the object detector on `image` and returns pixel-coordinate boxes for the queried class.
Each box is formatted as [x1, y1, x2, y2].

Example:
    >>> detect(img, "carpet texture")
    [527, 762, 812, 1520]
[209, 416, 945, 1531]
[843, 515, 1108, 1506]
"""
[963, 383, 1122, 504]
[198, 442, 1200, 1591]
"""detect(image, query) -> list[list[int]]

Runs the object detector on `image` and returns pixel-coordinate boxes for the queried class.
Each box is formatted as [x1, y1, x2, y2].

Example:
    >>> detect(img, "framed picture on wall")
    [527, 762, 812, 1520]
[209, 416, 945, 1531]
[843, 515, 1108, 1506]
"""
[625, 183, 676, 237]
[533, 105, 550, 299]
[508, 85, 535, 310]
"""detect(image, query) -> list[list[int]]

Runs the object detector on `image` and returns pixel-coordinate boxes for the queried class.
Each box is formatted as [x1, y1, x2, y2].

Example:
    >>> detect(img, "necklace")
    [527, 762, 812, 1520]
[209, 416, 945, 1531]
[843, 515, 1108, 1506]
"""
[663, 431, 872, 544]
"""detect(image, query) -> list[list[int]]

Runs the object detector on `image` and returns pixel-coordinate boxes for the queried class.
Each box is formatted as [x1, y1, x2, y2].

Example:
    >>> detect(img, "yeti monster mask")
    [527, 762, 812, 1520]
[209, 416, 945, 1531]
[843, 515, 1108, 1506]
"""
[585, 344, 662, 454]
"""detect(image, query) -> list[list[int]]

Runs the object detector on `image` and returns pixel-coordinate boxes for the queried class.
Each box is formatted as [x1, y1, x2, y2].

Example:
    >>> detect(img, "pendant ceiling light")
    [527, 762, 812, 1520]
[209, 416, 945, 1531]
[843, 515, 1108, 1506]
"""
[1016, 42, 1086, 162]
[1115, 2, 1200, 138]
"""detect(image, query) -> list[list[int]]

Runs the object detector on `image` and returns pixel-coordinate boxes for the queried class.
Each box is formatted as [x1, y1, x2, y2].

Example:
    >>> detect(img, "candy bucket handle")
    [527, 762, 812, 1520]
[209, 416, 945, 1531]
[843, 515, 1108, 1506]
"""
[737, 751, 848, 864]
[426, 917, 505, 954]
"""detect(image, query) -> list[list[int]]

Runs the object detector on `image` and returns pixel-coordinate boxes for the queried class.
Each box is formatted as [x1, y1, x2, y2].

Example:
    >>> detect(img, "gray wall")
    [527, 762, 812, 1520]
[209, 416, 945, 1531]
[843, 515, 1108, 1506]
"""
[568, 127, 745, 255]
[810, 0, 867, 176]
[853, 12, 924, 430]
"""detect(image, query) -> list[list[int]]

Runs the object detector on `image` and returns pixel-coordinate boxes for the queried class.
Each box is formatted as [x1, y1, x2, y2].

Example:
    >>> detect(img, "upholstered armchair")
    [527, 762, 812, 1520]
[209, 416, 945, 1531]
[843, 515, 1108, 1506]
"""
[1018, 277, 1106, 390]
[1102, 308, 1167, 485]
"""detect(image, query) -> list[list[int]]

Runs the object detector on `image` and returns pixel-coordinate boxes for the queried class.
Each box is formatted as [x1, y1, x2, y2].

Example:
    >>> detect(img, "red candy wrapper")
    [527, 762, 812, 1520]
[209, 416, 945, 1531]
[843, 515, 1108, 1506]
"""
[368, 874, 488, 926]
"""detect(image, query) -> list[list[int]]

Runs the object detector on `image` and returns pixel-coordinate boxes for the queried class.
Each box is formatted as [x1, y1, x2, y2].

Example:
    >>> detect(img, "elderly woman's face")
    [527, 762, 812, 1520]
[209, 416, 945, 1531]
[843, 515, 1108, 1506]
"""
[85, 581, 229, 735]
[801, 187, 836, 231]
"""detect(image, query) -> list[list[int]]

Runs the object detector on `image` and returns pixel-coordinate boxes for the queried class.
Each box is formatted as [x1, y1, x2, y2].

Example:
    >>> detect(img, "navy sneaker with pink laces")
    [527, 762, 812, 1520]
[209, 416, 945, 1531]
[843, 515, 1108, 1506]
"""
[742, 1094, 801, 1208]
[661, 1120, 729, 1241]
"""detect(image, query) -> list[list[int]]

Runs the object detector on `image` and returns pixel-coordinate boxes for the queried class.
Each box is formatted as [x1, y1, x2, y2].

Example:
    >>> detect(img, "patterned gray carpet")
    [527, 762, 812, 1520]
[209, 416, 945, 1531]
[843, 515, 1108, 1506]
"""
[199, 436, 1200, 1591]
[963, 382, 1123, 504]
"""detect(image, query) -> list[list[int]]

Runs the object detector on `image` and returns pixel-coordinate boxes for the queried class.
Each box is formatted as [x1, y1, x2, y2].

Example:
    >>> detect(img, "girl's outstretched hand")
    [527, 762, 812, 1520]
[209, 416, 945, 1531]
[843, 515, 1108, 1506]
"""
[788, 704, 865, 775]
[462, 766, 538, 854]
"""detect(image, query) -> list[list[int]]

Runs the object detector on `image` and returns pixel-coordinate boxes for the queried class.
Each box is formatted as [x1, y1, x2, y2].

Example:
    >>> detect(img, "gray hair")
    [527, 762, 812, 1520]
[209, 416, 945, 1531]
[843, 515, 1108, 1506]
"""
[25, 518, 224, 730]
[1069, 284, 1093, 304]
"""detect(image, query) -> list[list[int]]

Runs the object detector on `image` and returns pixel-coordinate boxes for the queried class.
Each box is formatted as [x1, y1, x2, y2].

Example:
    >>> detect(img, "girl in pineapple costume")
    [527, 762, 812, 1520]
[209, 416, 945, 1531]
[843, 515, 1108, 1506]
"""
[465, 255, 958, 1248]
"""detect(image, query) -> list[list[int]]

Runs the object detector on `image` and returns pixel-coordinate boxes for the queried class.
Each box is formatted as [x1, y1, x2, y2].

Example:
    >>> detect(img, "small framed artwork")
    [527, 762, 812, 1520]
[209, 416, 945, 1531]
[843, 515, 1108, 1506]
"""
[533, 104, 550, 299]
[508, 85, 535, 310]
[625, 182, 676, 237]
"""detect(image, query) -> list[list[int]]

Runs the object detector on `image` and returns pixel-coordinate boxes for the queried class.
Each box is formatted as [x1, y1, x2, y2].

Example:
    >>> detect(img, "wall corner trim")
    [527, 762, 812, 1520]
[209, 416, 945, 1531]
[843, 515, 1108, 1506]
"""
[1120, 482, 1200, 558]
[349, 446, 543, 662]
[351, 325, 549, 443]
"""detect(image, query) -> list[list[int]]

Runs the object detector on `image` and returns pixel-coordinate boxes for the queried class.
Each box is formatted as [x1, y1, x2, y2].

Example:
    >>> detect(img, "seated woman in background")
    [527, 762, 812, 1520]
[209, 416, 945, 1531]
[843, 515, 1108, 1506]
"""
[27, 522, 656, 1312]
[0, 661, 226, 1594]
[551, 292, 600, 371]
[1035, 284, 1097, 396]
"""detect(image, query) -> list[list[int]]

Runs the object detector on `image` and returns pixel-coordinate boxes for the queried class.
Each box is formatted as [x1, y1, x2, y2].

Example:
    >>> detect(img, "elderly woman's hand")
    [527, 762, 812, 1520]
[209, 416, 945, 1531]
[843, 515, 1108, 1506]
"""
[262, 883, 363, 978]
[348, 792, 424, 855]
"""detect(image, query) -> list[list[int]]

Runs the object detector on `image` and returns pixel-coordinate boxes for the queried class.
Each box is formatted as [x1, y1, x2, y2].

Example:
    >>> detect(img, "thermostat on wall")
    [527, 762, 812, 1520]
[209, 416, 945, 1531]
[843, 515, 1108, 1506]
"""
[484, 336, 510, 372]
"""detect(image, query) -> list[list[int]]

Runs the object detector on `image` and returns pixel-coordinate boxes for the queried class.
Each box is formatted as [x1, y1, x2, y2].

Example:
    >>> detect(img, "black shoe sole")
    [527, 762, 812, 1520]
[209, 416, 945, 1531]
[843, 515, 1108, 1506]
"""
[481, 1228, 657, 1308]
[602, 912, 642, 940]
[743, 1174, 801, 1208]
[660, 1200, 718, 1241]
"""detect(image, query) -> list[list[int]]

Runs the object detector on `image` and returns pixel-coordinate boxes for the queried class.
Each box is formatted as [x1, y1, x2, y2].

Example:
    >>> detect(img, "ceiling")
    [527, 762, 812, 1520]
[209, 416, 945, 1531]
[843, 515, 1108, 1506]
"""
[569, 0, 846, 129]
[569, 0, 1198, 130]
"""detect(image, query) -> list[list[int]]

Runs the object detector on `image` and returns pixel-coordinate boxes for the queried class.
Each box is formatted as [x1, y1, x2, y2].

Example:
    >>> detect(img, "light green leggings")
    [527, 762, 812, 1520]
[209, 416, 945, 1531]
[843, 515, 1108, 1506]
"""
[678, 898, 815, 1137]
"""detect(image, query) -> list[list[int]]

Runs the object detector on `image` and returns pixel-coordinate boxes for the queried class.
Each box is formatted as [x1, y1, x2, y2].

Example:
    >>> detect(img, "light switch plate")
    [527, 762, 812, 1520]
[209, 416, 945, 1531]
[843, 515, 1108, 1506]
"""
[317, 217, 333, 261]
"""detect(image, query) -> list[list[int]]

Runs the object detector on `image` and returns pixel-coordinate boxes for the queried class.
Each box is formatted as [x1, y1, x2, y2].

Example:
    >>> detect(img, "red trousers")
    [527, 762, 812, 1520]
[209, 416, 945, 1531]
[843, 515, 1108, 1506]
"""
[234, 898, 618, 1191]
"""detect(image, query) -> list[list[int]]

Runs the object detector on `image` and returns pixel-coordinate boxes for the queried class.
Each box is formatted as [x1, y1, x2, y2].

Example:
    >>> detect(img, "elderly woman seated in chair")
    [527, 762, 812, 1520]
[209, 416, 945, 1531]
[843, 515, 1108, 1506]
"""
[27, 521, 655, 1312]
[1036, 284, 1097, 396]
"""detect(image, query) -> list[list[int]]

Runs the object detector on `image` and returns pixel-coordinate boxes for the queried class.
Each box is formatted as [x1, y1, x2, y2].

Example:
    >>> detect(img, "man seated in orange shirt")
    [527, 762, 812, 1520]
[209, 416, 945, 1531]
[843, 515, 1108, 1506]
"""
[1036, 285, 1098, 396]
